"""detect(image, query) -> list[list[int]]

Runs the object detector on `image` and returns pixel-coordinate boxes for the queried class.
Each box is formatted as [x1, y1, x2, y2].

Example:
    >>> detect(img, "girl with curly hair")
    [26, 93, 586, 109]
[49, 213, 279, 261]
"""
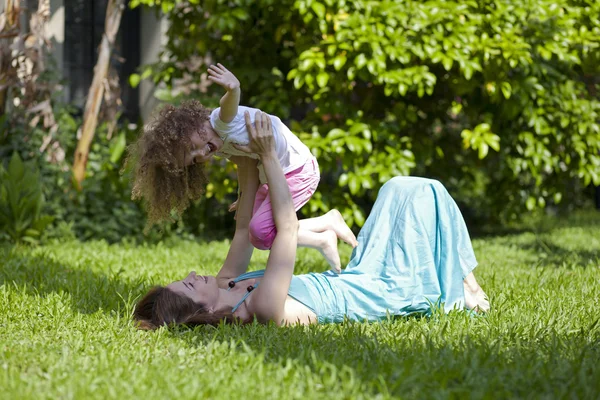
[127, 64, 357, 272]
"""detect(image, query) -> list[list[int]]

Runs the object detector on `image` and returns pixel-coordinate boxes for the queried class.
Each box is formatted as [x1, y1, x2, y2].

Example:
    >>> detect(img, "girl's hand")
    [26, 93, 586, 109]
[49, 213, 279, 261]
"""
[233, 111, 276, 157]
[207, 63, 240, 91]
[228, 199, 239, 213]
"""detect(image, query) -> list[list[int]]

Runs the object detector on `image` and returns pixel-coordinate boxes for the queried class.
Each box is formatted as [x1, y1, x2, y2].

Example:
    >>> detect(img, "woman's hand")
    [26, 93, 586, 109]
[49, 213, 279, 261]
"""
[233, 111, 276, 157]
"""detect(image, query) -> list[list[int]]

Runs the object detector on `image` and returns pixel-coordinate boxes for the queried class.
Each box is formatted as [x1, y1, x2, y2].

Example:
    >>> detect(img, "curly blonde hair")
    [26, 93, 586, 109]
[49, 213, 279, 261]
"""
[126, 100, 212, 232]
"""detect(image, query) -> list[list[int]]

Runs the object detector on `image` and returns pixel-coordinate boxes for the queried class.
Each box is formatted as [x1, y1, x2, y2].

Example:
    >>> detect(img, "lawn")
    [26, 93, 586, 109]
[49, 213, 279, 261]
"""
[1, 211, 599, 399]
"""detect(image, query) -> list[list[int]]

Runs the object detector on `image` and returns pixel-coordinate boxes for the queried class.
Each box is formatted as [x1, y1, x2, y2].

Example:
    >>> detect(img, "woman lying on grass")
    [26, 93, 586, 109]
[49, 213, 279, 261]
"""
[134, 112, 490, 328]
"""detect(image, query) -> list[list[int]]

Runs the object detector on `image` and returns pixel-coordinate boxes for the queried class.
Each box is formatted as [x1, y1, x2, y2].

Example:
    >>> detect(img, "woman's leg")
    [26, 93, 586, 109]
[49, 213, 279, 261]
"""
[346, 176, 489, 313]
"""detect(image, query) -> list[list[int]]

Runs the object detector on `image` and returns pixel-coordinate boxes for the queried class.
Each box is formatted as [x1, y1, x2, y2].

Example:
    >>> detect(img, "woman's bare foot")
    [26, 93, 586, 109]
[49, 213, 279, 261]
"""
[463, 273, 490, 312]
[326, 210, 358, 248]
[464, 286, 490, 312]
[318, 230, 342, 273]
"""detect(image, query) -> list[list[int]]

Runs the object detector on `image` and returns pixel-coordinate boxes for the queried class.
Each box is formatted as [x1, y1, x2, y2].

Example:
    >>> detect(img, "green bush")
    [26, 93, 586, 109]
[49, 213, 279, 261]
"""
[0, 152, 53, 243]
[133, 0, 600, 226]
[0, 106, 153, 242]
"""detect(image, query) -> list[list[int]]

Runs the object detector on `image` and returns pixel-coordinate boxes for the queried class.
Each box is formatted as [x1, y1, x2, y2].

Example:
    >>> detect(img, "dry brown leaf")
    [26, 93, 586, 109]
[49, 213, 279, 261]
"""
[29, 114, 40, 127]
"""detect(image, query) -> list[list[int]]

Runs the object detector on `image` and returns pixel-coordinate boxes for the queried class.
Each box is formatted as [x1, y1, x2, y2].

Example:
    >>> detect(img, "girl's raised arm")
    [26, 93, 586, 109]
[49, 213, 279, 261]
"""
[207, 63, 240, 123]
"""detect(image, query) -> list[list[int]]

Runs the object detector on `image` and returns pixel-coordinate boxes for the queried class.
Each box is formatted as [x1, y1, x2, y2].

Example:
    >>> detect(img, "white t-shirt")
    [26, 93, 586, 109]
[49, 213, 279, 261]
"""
[210, 106, 314, 183]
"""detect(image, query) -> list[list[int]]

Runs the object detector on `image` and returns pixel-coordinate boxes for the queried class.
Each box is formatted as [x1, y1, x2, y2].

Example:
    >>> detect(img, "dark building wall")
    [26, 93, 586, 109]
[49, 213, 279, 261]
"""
[63, 0, 140, 120]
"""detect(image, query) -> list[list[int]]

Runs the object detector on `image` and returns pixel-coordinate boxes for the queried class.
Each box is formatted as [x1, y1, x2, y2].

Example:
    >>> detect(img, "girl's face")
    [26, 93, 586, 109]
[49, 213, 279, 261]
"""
[166, 271, 220, 309]
[186, 121, 224, 165]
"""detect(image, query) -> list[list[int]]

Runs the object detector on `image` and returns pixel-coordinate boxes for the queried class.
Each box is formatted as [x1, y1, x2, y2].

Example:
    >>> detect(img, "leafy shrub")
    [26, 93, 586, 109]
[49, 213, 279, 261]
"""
[133, 0, 600, 226]
[0, 105, 153, 242]
[0, 152, 53, 243]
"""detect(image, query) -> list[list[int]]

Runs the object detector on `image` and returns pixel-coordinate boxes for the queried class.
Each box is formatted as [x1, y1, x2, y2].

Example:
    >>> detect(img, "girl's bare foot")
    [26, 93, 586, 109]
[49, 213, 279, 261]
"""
[318, 230, 342, 273]
[327, 210, 358, 248]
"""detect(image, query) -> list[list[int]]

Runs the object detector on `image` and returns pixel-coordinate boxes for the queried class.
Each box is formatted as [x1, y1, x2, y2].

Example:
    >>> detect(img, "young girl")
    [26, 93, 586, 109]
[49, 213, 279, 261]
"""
[128, 63, 356, 272]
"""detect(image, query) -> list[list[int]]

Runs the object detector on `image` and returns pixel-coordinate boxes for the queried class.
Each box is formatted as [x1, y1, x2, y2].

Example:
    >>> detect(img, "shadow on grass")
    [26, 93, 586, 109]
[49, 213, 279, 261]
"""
[0, 246, 150, 314]
[514, 239, 600, 268]
[468, 209, 600, 239]
[167, 319, 599, 398]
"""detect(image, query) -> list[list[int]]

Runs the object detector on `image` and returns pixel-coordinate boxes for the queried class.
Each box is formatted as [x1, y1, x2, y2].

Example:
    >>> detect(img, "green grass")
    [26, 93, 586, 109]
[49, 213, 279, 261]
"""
[1, 211, 599, 399]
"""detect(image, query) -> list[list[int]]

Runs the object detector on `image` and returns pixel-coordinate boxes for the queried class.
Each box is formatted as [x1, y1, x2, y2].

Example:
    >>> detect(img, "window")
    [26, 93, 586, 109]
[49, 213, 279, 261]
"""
[63, 0, 140, 120]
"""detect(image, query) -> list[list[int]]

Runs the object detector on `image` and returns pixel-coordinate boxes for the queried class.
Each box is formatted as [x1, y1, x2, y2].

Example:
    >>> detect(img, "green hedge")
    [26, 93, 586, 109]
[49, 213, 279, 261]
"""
[132, 0, 600, 227]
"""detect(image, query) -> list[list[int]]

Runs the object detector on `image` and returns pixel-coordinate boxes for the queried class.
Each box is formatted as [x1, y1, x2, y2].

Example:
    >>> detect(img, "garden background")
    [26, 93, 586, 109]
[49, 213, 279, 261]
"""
[1, 0, 599, 398]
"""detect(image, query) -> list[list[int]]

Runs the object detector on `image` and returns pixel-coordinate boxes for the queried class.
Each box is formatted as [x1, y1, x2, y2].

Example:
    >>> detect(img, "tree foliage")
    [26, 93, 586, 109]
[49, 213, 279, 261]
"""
[132, 0, 600, 226]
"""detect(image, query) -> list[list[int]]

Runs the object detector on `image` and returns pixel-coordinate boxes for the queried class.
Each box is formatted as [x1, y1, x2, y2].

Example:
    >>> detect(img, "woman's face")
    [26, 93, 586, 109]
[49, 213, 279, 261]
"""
[166, 271, 220, 309]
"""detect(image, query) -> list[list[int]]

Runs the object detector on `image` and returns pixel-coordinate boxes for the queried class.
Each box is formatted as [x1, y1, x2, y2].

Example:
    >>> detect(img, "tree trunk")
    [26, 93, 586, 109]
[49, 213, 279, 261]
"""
[72, 0, 125, 189]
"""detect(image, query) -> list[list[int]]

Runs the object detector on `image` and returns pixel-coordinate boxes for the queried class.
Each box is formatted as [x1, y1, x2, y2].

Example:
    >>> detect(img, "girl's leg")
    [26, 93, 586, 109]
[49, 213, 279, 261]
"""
[249, 187, 355, 271]
[296, 211, 358, 272]
[249, 195, 352, 271]
[249, 158, 357, 271]
[298, 210, 358, 247]
[297, 228, 342, 273]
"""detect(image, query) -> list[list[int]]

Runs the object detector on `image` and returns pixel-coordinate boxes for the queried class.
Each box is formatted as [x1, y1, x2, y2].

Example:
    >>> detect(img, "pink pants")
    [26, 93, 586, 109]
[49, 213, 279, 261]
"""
[248, 158, 320, 250]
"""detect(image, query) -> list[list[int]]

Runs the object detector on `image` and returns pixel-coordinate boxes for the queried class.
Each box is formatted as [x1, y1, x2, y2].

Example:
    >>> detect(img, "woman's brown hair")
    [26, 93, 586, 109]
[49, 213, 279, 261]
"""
[133, 286, 241, 330]
[126, 100, 212, 232]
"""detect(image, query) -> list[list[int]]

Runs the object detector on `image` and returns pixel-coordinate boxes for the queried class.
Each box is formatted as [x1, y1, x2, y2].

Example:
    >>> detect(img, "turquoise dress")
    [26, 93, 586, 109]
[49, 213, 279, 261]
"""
[231, 177, 478, 324]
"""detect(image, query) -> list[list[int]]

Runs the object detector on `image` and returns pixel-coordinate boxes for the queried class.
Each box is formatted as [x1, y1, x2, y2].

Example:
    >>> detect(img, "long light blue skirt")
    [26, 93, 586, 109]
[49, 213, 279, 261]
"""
[288, 177, 478, 323]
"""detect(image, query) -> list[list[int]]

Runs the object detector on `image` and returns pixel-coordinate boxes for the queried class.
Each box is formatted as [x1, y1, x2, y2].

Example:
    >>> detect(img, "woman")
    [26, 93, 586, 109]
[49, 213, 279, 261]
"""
[134, 111, 489, 328]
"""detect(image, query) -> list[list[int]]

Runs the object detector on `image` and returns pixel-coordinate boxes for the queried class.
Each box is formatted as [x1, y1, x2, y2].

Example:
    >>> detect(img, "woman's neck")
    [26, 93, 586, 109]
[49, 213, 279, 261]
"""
[215, 279, 257, 313]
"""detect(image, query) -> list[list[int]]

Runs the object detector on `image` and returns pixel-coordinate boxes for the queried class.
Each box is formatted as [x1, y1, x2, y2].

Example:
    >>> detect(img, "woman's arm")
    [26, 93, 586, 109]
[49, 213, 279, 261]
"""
[239, 112, 299, 325]
[216, 157, 260, 285]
